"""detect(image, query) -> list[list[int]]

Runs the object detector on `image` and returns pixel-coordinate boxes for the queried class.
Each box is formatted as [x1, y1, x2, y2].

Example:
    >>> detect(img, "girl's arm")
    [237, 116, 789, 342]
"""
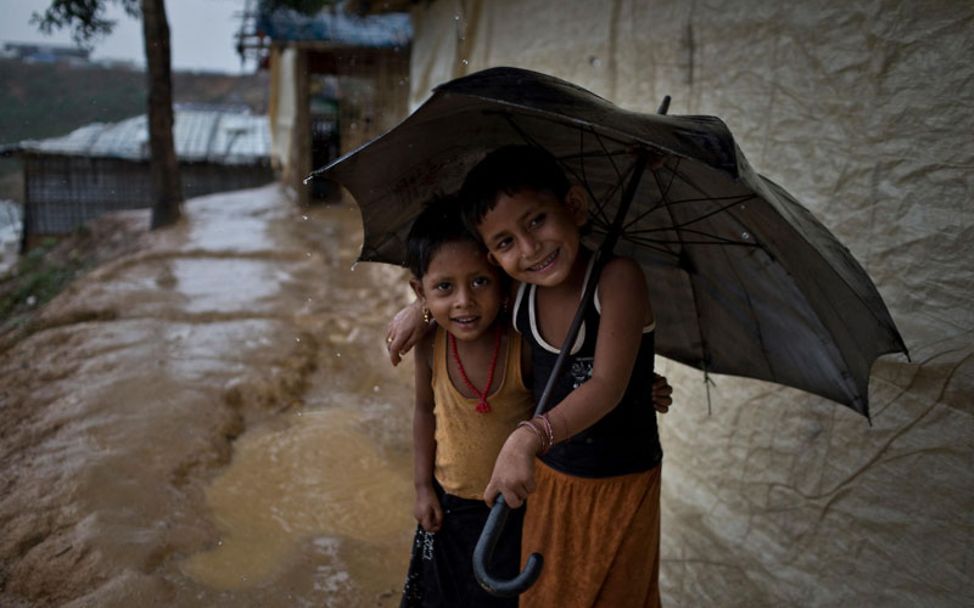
[484, 257, 651, 509]
[412, 334, 443, 532]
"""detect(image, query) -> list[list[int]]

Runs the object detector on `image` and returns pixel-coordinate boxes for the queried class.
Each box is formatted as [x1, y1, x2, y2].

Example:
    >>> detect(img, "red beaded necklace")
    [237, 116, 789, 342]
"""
[449, 325, 502, 414]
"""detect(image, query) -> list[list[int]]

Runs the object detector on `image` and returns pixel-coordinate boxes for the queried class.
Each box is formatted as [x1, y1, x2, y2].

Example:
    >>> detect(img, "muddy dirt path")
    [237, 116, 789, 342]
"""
[0, 185, 416, 607]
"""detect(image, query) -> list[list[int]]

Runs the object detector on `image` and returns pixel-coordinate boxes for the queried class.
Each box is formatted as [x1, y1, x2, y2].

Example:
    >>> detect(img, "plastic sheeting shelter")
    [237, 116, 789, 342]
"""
[247, 5, 411, 205]
[2, 108, 273, 242]
[402, 1, 973, 605]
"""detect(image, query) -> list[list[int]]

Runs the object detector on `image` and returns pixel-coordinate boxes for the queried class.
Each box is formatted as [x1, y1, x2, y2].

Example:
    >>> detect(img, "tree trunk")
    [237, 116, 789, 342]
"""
[140, 0, 183, 228]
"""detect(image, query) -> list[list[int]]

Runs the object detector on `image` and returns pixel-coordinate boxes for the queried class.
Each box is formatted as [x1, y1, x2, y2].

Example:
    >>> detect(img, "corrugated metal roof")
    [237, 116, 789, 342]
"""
[257, 6, 411, 47]
[5, 108, 271, 165]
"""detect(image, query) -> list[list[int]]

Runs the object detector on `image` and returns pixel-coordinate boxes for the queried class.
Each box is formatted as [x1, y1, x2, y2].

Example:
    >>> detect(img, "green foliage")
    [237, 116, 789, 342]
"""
[0, 59, 146, 146]
[32, 0, 141, 46]
[0, 237, 84, 325]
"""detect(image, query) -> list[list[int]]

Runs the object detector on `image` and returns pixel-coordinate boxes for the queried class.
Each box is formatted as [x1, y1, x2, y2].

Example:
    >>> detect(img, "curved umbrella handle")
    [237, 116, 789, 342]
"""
[473, 495, 543, 597]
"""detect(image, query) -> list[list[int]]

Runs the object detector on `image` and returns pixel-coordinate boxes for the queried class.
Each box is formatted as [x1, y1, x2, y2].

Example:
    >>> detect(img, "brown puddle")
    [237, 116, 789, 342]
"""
[181, 407, 413, 597]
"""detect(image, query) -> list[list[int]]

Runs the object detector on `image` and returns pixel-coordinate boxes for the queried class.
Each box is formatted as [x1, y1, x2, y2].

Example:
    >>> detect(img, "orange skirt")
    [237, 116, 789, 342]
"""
[520, 461, 661, 608]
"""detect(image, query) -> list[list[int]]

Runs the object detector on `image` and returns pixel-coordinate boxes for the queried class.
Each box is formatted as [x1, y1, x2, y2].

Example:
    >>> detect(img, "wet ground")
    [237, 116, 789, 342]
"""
[0, 185, 417, 607]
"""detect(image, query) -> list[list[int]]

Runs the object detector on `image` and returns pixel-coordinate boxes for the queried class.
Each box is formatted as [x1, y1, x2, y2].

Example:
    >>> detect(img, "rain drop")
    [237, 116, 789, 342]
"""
[336, 352, 342, 358]
[373, 385, 381, 393]
[306, 252, 312, 257]
[302, 175, 313, 185]
[454, 14, 460, 20]
[741, 231, 751, 240]
[350, 263, 358, 272]
[461, 59, 469, 65]
[302, 215, 308, 220]
[589, 55, 602, 68]
[296, 337, 302, 342]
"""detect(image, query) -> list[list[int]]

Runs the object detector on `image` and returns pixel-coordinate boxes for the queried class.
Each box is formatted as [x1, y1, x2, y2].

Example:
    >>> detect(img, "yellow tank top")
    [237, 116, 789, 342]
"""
[432, 326, 534, 500]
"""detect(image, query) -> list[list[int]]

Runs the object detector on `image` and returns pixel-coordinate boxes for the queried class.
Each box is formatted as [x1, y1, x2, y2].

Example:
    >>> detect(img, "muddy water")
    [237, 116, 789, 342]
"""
[0, 185, 419, 607]
[180, 408, 413, 600]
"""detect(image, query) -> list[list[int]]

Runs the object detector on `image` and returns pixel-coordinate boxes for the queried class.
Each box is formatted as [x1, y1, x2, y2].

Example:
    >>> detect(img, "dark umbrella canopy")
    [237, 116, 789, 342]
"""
[314, 66, 906, 417]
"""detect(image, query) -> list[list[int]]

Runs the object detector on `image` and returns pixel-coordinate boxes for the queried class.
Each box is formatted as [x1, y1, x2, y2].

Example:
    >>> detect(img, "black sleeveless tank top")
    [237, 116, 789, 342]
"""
[513, 257, 663, 478]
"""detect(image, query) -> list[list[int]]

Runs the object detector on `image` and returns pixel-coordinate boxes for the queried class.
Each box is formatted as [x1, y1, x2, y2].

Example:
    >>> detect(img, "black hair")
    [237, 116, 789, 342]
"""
[459, 145, 571, 231]
[406, 193, 482, 279]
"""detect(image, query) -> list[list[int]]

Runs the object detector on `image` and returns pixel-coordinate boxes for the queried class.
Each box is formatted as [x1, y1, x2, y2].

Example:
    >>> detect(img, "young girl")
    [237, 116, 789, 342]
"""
[400, 195, 534, 608]
[459, 145, 663, 608]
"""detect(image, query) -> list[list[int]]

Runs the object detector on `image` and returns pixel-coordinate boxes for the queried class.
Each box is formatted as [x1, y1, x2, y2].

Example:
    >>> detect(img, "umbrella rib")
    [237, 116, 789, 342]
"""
[664, 164, 758, 215]
[587, 162, 633, 229]
[593, 129, 623, 181]
[584, 163, 635, 230]
[662, 156, 680, 202]
[712, 228, 777, 384]
[619, 235, 762, 247]
[627, 225, 751, 242]
[630, 196, 759, 234]
[638, 193, 757, 218]
[555, 128, 635, 232]
[570, 128, 613, 228]
[622, 161, 754, 229]
[622, 158, 683, 230]
[483, 108, 635, 151]
[617, 236, 681, 258]
[558, 149, 632, 162]
[651, 165, 712, 374]
[625, 192, 756, 230]
[501, 112, 548, 151]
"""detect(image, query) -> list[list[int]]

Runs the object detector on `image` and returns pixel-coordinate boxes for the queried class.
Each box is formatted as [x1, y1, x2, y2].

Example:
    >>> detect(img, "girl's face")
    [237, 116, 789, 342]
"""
[415, 240, 505, 342]
[476, 186, 588, 288]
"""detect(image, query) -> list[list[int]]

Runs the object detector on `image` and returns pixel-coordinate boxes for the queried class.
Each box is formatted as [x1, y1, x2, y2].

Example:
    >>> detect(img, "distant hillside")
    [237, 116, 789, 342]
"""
[0, 58, 270, 202]
[0, 58, 269, 145]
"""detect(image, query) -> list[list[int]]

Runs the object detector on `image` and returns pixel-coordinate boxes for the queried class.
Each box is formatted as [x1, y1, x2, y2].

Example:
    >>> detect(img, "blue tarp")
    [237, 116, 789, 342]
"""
[257, 6, 411, 48]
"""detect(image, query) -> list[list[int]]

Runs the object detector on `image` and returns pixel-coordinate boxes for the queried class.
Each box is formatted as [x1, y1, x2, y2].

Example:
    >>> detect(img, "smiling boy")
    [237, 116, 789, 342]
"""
[460, 145, 663, 607]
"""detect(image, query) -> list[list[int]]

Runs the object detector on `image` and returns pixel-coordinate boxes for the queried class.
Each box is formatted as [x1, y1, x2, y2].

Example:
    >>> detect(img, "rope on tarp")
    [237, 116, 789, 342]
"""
[702, 360, 715, 416]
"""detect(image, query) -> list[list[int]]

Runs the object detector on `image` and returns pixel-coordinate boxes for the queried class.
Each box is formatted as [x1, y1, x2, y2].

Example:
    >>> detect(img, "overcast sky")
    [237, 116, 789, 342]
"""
[0, 0, 250, 74]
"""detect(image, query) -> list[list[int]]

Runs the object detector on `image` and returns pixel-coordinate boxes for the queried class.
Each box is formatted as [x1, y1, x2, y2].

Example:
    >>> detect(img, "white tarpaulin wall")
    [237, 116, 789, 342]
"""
[407, 1, 973, 605]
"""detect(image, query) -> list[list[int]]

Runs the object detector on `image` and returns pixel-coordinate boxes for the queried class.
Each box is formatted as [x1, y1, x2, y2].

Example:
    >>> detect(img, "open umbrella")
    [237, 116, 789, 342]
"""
[311, 66, 907, 595]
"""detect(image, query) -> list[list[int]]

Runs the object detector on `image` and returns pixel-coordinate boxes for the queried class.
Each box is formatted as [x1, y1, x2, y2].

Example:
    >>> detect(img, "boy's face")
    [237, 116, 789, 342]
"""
[413, 240, 504, 342]
[477, 186, 588, 287]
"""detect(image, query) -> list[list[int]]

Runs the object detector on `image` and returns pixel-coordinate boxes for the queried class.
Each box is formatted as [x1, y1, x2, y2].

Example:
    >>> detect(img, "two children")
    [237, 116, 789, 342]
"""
[396, 146, 667, 607]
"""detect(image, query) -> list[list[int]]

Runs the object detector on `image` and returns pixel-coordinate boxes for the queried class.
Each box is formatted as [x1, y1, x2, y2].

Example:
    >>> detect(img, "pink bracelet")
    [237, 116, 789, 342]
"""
[537, 413, 555, 449]
[516, 420, 547, 454]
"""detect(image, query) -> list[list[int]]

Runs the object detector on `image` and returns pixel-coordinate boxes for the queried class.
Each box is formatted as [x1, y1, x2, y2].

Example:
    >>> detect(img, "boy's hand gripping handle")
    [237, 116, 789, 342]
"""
[473, 495, 543, 596]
